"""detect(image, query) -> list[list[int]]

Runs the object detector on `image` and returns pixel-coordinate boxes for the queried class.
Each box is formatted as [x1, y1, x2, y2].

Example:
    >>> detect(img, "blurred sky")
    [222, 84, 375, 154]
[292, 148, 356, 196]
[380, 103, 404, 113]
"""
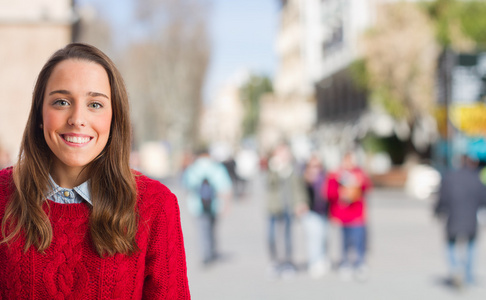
[76, 0, 279, 103]
[205, 0, 278, 102]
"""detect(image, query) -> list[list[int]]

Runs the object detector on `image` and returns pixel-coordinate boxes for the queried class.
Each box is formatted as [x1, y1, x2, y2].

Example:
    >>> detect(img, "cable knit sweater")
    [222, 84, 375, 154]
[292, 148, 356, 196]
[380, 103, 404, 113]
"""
[0, 167, 191, 299]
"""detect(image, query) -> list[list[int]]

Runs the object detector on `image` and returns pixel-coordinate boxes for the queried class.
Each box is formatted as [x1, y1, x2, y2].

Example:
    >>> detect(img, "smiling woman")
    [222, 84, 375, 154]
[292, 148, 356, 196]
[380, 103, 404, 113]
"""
[43, 59, 112, 187]
[0, 43, 190, 299]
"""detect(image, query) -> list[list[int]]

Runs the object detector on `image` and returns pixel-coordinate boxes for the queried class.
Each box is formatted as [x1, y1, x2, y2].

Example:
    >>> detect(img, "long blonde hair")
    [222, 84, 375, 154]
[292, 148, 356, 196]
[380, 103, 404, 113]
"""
[1, 43, 138, 257]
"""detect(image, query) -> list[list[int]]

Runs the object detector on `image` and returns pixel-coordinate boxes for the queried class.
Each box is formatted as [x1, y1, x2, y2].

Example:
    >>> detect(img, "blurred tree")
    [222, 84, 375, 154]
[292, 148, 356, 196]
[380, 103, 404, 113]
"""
[121, 0, 210, 152]
[459, 2, 486, 48]
[360, 2, 439, 127]
[353, 0, 486, 157]
[239, 75, 273, 138]
[425, 0, 486, 50]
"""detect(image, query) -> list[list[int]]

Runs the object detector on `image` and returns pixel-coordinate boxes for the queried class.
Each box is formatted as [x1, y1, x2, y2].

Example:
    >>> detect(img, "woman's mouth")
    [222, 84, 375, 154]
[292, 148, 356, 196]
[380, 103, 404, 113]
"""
[62, 135, 92, 144]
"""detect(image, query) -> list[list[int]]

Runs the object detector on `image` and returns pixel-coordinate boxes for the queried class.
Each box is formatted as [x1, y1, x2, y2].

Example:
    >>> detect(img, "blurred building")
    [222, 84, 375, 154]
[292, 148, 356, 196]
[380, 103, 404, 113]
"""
[259, 0, 316, 153]
[0, 0, 76, 160]
[313, 0, 374, 159]
[266, 0, 427, 169]
[260, 0, 374, 155]
[200, 71, 245, 152]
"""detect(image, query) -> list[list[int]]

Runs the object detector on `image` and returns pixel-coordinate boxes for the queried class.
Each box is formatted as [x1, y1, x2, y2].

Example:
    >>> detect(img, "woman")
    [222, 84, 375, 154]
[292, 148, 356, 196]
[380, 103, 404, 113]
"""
[325, 151, 371, 282]
[0, 43, 190, 299]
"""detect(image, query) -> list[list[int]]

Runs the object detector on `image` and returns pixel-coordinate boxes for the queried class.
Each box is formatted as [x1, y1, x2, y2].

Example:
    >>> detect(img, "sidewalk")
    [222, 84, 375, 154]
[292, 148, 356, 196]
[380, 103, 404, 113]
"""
[168, 176, 486, 300]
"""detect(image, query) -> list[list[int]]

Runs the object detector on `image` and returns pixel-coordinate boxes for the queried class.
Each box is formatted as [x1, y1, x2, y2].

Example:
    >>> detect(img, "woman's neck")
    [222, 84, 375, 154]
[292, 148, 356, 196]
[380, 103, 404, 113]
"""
[50, 163, 88, 189]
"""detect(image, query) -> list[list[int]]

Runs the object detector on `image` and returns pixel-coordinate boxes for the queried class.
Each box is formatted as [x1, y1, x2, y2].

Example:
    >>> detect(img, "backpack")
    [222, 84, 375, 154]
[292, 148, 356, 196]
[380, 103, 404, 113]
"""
[199, 178, 215, 214]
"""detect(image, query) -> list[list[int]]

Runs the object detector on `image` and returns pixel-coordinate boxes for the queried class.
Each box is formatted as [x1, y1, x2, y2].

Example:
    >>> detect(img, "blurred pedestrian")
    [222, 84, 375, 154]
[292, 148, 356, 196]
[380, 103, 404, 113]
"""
[325, 151, 372, 281]
[222, 156, 240, 198]
[296, 154, 330, 279]
[0, 43, 190, 298]
[183, 147, 232, 266]
[434, 155, 486, 287]
[265, 142, 305, 279]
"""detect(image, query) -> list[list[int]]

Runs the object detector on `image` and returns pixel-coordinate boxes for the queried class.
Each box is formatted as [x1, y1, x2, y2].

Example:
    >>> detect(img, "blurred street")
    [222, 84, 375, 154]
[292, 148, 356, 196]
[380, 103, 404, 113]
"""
[167, 174, 486, 300]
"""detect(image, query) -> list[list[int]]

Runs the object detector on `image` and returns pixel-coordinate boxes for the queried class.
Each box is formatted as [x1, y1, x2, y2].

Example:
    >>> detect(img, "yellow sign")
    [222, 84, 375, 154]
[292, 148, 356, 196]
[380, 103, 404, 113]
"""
[449, 103, 486, 136]
[434, 106, 448, 138]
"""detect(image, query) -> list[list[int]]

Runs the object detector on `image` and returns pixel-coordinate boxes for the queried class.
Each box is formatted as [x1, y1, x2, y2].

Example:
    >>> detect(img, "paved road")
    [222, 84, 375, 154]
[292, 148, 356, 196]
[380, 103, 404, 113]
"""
[166, 174, 486, 300]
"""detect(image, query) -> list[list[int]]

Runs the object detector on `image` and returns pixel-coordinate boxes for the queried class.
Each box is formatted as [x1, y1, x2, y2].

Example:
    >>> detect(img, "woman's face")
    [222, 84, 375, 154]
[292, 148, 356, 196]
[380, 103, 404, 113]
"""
[42, 59, 112, 177]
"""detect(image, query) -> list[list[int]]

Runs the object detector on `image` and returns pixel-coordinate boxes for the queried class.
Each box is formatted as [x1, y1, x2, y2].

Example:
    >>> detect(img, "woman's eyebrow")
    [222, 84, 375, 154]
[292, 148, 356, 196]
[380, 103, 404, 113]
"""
[48, 90, 109, 99]
[48, 89, 71, 96]
[87, 91, 109, 99]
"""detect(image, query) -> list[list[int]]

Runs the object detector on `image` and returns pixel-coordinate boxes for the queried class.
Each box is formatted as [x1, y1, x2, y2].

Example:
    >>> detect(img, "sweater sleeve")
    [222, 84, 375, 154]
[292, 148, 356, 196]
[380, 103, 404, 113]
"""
[142, 191, 190, 299]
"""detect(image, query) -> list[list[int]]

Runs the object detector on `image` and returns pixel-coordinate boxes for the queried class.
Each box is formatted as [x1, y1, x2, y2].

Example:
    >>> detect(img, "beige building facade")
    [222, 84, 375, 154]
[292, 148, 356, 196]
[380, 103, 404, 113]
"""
[260, 0, 381, 156]
[200, 75, 245, 153]
[0, 0, 75, 162]
[259, 0, 316, 154]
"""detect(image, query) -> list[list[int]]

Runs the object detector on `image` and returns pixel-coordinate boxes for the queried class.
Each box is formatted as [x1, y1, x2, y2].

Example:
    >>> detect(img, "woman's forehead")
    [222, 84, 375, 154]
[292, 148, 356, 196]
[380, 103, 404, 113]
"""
[45, 59, 111, 98]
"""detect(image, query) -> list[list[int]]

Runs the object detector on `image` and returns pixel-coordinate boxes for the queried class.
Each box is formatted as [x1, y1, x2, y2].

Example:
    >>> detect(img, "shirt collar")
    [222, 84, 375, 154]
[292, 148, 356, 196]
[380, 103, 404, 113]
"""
[46, 175, 92, 205]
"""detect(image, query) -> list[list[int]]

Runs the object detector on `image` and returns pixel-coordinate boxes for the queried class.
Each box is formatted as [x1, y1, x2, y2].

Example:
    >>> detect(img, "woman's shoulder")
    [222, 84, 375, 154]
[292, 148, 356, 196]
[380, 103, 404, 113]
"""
[0, 167, 13, 191]
[0, 167, 14, 207]
[0, 166, 12, 177]
[134, 171, 171, 194]
[133, 170, 177, 212]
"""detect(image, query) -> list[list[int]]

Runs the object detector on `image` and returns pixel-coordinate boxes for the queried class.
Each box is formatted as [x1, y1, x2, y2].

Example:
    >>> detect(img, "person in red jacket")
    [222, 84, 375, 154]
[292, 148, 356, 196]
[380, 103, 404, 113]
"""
[0, 43, 190, 299]
[324, 151, 371, 281]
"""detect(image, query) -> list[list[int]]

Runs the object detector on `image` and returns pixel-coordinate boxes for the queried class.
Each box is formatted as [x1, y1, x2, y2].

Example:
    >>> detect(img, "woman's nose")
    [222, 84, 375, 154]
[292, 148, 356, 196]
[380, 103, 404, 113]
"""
[67, 105, 86, 127]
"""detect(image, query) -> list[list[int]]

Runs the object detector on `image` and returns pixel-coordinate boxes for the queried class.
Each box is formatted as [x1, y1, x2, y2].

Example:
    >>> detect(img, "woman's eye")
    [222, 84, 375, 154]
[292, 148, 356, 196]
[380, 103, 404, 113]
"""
[54, 99, 69, 106]
[89, 102, 103, 109]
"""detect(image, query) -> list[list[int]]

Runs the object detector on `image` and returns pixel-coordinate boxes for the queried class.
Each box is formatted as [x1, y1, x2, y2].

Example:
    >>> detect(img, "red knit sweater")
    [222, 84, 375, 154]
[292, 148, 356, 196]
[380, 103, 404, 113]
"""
[0, 168, 191, 299]
[324, 167, 371, 226]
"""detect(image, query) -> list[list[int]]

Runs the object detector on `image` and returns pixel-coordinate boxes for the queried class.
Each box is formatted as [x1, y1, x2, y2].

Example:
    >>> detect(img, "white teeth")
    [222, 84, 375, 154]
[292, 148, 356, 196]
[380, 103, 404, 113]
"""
[64, 136, 90, 144]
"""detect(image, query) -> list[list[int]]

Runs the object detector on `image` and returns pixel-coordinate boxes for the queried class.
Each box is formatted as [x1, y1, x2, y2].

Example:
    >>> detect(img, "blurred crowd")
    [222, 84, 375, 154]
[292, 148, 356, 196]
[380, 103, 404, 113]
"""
[178, 142, 486, 290]
[180, 141, 374, 283]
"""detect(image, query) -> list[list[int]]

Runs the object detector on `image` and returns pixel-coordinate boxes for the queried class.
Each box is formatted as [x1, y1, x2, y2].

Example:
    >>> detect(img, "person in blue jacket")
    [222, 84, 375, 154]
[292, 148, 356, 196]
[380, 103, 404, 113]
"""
[183, 147, 232, 266]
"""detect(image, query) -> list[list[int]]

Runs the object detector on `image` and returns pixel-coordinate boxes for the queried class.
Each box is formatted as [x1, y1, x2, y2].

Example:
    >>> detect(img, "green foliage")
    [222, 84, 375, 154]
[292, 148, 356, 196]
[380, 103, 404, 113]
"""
[425, 0, 486, 49]
[362, 133, 387, 153]
[349, 60, 408, 120]
[349, 59, 369, 90]
[240, 75, 273, 138]
[350, 59, 410, 121]
[459, 1, 486, 48]
[423, 0, 459, 47]
[362, 134, 407, 165]
[371, 87, 408, 121]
